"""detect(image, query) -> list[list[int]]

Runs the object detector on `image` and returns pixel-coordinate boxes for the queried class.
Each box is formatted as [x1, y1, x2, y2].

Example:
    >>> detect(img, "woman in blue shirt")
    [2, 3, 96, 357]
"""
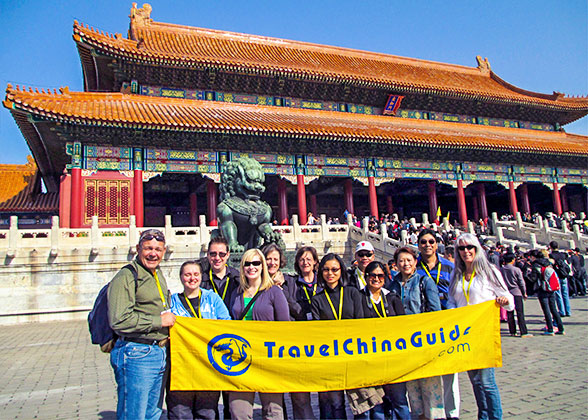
[167, 260, 231, 420]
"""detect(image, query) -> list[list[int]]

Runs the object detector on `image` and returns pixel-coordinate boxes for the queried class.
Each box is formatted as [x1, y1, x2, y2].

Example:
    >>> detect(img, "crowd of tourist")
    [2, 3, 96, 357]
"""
[102, 222, 588, 420]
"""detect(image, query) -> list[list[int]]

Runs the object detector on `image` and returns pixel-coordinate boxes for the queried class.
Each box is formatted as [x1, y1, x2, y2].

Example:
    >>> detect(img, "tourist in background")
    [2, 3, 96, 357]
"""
[549, 241, 572, 317]
[167, 260, 231, 420]
[389, 246, 444, 420]
[500, 253, 531, 338]
[416, 228, 460, 420]
[360, 261, 408, 420]
[529, 249, 565, 336]
[229, 249, 289, 420]
[448, 233, 514, 420]
[312, 253, 364, 419]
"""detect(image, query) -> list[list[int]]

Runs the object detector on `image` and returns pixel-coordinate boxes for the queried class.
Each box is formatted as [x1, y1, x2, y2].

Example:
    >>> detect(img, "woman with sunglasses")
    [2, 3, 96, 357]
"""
[389, 246, 443, 420]
[167, 260, 231, 420]
[361, 261, 409, 420]
[311, 253, 364, 419]
[229, 249, 290, 420]
[448, 233, 514, 420]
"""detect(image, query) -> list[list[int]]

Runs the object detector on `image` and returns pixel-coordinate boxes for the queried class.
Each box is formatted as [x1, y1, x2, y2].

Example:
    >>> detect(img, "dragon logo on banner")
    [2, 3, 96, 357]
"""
[207, 333, 252, 376]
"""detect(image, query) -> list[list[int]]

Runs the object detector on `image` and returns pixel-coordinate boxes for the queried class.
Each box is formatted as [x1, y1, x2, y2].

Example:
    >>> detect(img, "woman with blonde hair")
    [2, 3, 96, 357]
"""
[448, 233, 514, 420]
[229, 249, 290, 420]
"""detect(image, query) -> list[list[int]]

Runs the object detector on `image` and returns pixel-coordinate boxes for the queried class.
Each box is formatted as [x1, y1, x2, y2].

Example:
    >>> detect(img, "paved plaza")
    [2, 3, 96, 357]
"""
[0, 296, 586, 419]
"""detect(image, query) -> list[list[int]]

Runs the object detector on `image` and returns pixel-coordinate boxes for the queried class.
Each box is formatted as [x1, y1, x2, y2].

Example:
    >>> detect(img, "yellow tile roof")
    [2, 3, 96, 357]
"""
[71, 3, 588, 111]
[4, 85, 588, 157]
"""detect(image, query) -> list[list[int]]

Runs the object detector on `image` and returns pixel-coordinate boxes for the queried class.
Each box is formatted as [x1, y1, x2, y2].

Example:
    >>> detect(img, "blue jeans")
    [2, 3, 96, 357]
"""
[467, 368, 502, 420]
[383, 383, 410, 420]
[354, 402, 385, 420]
[554, 277, 571, 316]
[110, 339, 167, 420]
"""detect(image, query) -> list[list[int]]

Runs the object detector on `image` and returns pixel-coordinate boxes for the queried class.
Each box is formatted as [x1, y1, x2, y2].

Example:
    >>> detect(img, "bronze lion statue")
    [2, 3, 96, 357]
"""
[217, 157, 285, 252]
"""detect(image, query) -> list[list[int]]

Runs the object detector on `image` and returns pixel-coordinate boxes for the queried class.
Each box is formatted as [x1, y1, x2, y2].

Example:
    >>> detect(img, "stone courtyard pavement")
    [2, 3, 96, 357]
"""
[0, 296, 586, 419]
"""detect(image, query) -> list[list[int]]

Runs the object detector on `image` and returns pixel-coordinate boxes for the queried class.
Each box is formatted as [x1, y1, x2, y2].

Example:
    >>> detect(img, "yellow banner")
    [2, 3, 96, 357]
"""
[170, 300, 501, 392]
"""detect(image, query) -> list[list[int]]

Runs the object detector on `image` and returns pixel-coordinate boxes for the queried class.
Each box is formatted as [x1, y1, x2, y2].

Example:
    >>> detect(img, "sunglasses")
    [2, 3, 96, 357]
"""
[357, 251, 373, 258]
[419, 239, 436, 245]
[140, 233, 165, 242]
[243, 260, 262, 267]
[322, 267, 341, 273]
[367, 273, 386, 280]
[457, 245, 476, 251]
[209, 251, 228, 258]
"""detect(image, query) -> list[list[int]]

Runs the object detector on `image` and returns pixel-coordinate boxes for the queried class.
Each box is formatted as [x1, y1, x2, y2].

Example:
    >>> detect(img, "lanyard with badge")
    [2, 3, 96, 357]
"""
[325, 288, 344, 320]
[462, 270, 475, 305]
[370, 294, 387, 318]
[210, 266, 230, 301]
[184, 290, 201, 318]
[153, 270, 167, 309]
[421, 261, 441, 285]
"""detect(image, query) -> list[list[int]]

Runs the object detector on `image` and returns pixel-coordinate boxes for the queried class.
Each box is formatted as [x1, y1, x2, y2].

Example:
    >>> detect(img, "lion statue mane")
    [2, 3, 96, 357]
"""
[216, 157, 285, 252]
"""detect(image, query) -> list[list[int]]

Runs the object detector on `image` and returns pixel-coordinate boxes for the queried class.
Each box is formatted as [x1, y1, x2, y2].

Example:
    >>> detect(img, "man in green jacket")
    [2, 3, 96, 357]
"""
[108, 229, 176, 420]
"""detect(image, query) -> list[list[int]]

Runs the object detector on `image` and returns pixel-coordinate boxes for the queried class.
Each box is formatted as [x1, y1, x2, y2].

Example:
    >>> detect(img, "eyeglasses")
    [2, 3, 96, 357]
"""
[357, 251, 373, 258]
[457, 245, 476, 251]
[419, 239, 436, 245]
[322, 267, 341, 273]
[209, 251, 228, 258]
[243, 261, 262, 267]
[367, 273, 386, 280]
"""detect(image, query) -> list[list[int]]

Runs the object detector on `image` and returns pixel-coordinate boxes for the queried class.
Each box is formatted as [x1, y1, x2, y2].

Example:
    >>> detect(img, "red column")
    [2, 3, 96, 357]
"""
[478, 183, 488, 221]
[552, 183, 563, 216]
[277, 178, 288, 225]
[560, 186, 569, 213]
[70, 167, 83, 228]
[508, 180, 519, 216]
[297, 174, 307, 225]
[309, 194, 318, 216]
[59, 172, 71, 228]
[133, 169, 144, 227]
[428, 181, 438, 222]
[368, 176, 379, 219]
[457, 179, 467, 227]
[386, 194, 394, 215]
[472, 195, 480, 221]
[207, 179, 218, 226]
[344, 178, 355, 216]
[519, 183, 531, 214]
[189, 192, 198, 226]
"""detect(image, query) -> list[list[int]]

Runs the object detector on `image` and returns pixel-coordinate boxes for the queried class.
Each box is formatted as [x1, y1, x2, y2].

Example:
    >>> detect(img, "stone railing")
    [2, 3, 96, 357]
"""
[491, 212, 588, 250]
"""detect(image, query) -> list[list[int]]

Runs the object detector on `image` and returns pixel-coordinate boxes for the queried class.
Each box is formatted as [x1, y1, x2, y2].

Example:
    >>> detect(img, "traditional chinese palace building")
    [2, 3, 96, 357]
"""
[3, 4, 588, 229]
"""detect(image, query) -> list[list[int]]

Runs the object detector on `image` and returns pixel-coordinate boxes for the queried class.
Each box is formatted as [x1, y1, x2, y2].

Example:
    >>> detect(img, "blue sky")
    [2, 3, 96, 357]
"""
[1, 0, 586, 164]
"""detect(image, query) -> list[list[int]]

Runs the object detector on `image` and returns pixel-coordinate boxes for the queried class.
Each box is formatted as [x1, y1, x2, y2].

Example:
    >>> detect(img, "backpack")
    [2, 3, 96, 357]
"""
[88, 264, 137, 353]
[419, 278, 432, 313]
[553, 257, 572, 278]
[540, 266, 560, 292]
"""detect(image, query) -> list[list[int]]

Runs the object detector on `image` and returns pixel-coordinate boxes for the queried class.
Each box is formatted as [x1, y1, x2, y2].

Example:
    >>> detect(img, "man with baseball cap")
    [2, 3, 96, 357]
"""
[347, 241, 376, 289]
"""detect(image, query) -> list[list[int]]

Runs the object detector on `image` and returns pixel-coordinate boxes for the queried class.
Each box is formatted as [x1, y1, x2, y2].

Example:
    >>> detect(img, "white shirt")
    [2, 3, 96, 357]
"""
[447, 265, 514, 311]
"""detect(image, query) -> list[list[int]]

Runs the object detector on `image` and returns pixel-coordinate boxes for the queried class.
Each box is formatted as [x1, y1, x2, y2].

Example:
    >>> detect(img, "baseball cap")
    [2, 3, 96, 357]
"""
[355, 241, 375, 254]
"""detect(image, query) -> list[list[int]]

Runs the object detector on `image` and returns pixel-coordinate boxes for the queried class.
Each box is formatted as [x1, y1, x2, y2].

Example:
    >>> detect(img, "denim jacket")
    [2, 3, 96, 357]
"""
[390, 271, 442, 315]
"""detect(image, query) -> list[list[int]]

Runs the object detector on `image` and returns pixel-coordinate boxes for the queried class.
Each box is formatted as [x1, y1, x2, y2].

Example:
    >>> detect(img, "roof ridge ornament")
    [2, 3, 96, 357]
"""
[130, 3, 153, 27]
[476, 55, 491, 74]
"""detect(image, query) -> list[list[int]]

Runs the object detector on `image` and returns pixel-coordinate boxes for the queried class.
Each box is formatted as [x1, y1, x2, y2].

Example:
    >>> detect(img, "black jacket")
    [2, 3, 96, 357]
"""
[360, 288, 405, 318]
[311, 284, 364, 320]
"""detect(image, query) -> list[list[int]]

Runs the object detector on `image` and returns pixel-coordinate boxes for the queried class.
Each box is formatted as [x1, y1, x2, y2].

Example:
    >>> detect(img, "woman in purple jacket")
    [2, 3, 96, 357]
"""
[229, 248, 290, 420]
